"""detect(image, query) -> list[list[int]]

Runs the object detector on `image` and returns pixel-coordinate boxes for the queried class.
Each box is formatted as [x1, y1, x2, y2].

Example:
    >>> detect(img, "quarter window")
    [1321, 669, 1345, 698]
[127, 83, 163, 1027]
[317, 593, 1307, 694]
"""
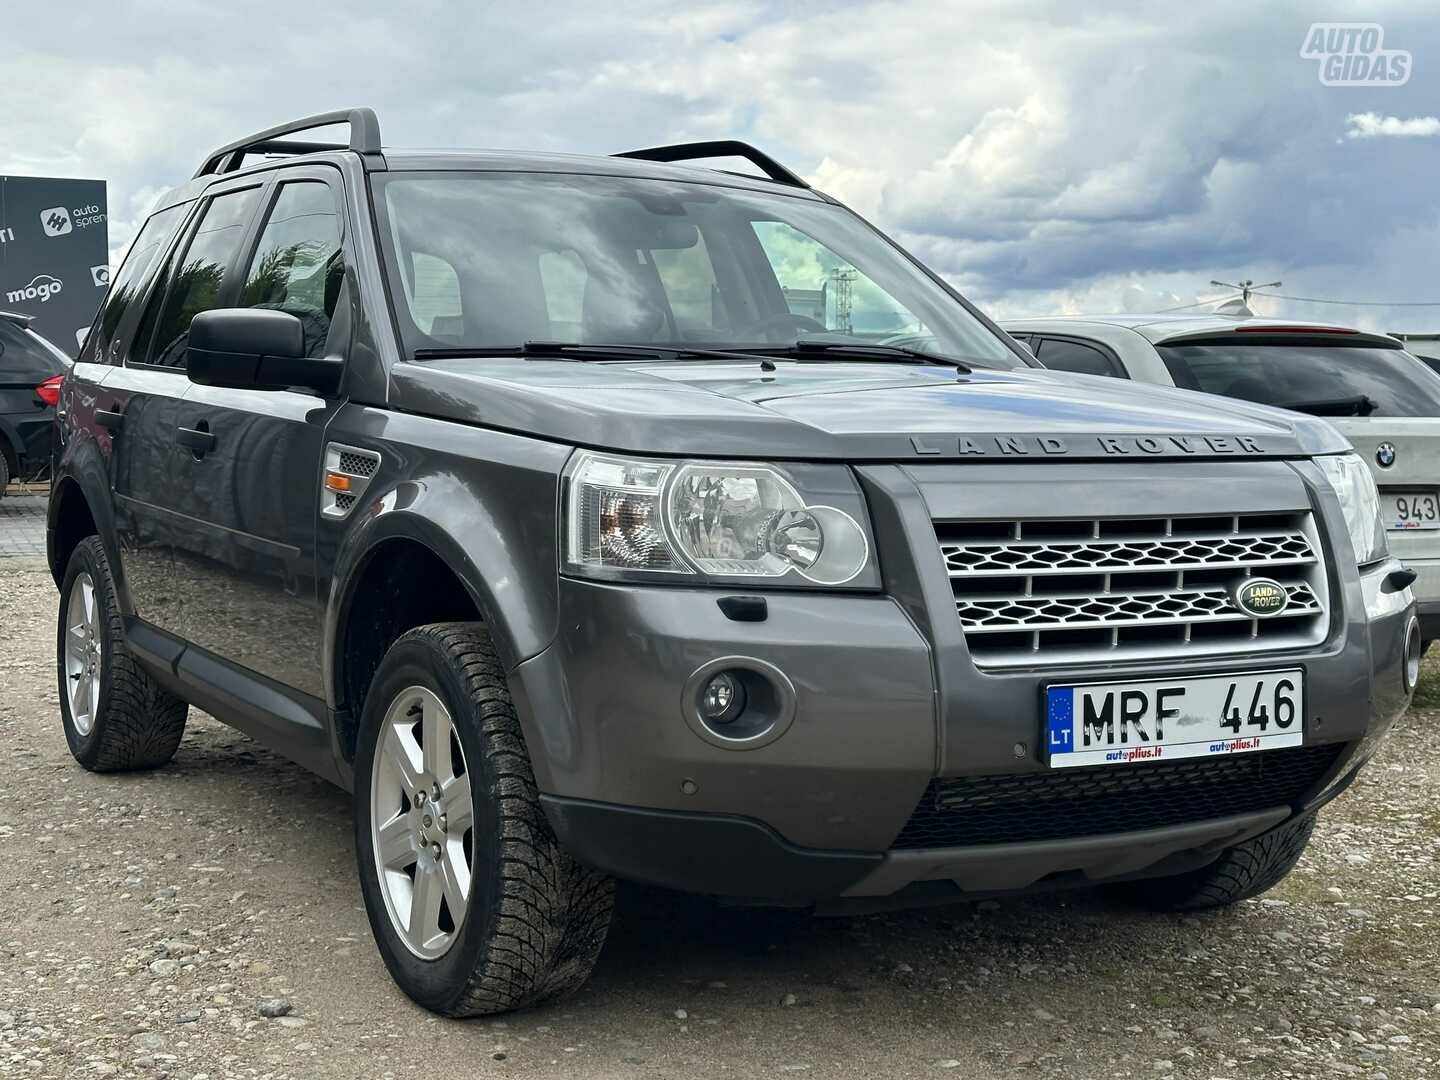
[239, 182, 344, 358]
[1036, 338, 1123, 378]
[141, 186, 261, 369]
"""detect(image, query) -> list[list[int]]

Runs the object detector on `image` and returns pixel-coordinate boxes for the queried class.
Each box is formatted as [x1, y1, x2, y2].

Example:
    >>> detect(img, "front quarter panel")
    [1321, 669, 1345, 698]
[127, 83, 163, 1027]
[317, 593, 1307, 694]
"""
[320, 405, 572, 706]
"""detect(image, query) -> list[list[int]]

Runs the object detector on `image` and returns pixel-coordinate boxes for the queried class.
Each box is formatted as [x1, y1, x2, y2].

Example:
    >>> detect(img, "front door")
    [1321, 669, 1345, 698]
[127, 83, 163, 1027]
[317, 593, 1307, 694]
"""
[168, 170, 350, 699]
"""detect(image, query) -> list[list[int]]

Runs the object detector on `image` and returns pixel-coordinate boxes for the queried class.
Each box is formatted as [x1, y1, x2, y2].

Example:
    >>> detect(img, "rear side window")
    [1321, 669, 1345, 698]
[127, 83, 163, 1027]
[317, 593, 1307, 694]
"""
[90, 203, 188, 363]
[0, 321, 66, 378]
[139, 186, 261, 369]
[1157, 343, 1440, 417]
[1036, 337, 1124, 378]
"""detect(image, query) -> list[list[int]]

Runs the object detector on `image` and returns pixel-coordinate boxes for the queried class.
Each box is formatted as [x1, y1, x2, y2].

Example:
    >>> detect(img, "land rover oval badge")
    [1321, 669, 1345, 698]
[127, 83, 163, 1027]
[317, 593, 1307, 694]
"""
[1234, 578, 1290, 618]
[1376, 442, 1396, 468]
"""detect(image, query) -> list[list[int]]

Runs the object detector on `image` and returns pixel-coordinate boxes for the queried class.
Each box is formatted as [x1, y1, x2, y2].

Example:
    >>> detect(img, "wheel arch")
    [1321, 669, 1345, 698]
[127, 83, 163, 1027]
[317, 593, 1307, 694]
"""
[326, 509, 549, 763]
[47, 452, 119, 592]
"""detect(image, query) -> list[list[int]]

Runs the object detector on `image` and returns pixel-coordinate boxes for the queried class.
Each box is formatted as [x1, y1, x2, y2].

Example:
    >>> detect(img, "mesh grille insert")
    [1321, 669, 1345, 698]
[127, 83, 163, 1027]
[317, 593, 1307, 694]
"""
[892, 744, 1344, 849]
[338, 451, 379, 477]
[937, 512, 1329, 666]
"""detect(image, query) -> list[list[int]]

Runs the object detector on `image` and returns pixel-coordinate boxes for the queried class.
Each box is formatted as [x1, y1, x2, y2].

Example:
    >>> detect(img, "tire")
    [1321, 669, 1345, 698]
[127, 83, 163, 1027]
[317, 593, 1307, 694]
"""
[57, 536, 188, 771]
[353, 623, 614, 1016]
[1106, 812, 1317, 911]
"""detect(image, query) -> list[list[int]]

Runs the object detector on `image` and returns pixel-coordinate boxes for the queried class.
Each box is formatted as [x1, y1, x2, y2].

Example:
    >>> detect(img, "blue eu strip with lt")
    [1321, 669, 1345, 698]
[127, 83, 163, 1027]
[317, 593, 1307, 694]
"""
[1047, 687, 1074, 754]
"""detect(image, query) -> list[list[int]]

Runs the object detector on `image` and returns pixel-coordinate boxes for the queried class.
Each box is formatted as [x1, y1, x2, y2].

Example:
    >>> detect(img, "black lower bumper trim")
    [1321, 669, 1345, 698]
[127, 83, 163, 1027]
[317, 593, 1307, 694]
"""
[539, 796, 881, 901]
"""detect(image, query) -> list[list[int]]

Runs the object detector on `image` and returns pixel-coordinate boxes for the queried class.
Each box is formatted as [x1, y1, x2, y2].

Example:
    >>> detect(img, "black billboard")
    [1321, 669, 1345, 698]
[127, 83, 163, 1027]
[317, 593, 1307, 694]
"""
[0, 176, 109, 357]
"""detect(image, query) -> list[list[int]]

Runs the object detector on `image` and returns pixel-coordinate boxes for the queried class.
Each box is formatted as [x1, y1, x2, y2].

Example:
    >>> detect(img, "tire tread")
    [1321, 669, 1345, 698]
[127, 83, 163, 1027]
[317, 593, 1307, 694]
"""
[399, 623, 614, 1017]
[1109, 812, 1317, 911]
[63, 537, 187, 772]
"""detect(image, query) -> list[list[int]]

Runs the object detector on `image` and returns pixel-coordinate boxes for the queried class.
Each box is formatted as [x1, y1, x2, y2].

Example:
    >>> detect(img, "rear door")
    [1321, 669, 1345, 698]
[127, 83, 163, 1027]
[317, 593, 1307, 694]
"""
[109, 180, 266, 636]
[1155, 336, 1440, 578]
[167, 166, 349, 699]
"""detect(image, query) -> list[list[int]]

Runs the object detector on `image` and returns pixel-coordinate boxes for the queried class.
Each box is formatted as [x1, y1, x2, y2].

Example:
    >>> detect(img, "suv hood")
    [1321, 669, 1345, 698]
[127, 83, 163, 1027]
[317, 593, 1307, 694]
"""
[391, 357, 1350, 461]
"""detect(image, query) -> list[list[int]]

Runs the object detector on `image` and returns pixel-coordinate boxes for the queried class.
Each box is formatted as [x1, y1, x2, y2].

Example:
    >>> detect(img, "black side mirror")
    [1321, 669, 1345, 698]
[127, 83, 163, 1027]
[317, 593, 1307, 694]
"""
[188, 309, 341, 394]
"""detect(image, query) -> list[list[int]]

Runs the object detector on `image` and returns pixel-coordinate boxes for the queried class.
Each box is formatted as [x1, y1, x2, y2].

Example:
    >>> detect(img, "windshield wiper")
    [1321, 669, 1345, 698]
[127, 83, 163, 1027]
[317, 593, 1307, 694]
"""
[724, 340, 973, 372]
[411, 339, 981, 372]
[1275, 394, 1379, 417]
[412, 342, 780, 364]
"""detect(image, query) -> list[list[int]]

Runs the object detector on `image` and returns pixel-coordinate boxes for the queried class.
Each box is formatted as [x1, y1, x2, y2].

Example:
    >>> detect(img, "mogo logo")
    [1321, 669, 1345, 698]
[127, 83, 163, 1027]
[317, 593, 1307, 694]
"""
[6, 274, 64, 304]
[1234, 578, 1290, 618]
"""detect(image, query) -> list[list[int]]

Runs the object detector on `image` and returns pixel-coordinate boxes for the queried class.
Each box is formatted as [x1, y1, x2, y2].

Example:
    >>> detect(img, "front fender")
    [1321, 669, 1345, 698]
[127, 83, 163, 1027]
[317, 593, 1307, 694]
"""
[321, 414, 573, 709]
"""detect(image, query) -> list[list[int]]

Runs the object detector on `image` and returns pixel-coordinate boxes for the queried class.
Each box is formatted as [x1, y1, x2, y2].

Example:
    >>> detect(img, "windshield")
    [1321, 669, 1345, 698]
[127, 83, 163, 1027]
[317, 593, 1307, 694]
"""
[371, 171, 1019, 367]
[1156, 342, 1440, 417]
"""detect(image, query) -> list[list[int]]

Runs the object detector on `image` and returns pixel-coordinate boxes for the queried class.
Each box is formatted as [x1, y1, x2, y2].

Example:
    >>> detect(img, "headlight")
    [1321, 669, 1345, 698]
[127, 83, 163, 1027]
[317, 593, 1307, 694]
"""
[564, 452, 874, 586]
[1317, 453, 1387, 565]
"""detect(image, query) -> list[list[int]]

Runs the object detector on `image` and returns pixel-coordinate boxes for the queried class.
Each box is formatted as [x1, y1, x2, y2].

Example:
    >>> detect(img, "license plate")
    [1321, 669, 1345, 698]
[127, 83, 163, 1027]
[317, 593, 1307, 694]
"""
[1386, 491, 1440, 531]
[1045, 669, 1303, 769]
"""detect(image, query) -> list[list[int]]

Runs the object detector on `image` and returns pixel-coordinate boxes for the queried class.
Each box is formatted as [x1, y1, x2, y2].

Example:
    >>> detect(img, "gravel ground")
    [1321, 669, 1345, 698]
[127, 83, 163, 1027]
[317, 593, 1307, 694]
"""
[1, 559, 1437, 1079]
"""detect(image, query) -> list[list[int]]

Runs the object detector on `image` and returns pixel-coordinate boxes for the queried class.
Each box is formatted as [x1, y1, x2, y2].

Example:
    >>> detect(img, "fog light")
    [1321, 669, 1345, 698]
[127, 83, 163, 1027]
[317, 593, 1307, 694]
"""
[699, 672, 746, 725]
[1404, 616, 1422, 693]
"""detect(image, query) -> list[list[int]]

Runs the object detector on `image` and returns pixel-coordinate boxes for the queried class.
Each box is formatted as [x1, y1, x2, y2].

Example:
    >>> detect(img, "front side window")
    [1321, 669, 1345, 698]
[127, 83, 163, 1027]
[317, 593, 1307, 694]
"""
[141, 186, 261, 369]
[373, 172, 1019, 367]
[239, 181, 344, 358]
[91, 203, 188, 363]
[1158, 342, 1440, 417]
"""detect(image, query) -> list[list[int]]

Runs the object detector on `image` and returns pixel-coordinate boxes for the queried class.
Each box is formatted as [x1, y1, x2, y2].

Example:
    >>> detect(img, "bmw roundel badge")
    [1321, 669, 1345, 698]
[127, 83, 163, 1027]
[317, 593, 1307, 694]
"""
[1376, 442, 1397, 468]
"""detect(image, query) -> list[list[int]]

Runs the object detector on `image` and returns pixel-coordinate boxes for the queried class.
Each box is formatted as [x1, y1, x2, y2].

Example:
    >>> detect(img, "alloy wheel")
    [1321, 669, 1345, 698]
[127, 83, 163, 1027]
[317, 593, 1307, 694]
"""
[63, 571, 103, 736]
[369, 686, 475, 959]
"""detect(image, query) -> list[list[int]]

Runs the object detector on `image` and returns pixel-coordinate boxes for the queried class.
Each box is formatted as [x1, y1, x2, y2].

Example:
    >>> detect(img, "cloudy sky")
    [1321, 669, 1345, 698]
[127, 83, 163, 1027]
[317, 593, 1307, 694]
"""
[3, 0, 1439, 330]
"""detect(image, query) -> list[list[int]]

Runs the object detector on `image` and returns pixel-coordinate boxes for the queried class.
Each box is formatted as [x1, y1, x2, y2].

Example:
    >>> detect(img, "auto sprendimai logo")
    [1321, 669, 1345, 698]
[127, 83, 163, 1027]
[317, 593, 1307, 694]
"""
[39, 206, 72, 237]
[1302, 23, 1411, 86]
[6, 274, 64, 304]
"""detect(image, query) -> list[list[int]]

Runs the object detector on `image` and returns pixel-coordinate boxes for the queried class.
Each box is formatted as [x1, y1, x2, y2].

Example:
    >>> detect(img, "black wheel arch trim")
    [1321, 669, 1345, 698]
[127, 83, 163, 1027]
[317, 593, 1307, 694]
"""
[324, 496, 556, 712]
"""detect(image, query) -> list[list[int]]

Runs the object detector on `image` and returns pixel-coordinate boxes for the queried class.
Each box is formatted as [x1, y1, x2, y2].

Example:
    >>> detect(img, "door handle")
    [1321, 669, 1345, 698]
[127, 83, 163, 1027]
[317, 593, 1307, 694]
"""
[176, 424, 217, 455]
[95, 408, 123, 431]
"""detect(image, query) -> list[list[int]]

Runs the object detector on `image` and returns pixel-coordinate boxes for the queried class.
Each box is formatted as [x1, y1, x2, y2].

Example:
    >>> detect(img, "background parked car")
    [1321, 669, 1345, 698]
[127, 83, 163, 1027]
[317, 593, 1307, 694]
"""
[0, 311, 70, 494]
[1001, 313, 1440, 647]
[1391, 332, 1440, 376]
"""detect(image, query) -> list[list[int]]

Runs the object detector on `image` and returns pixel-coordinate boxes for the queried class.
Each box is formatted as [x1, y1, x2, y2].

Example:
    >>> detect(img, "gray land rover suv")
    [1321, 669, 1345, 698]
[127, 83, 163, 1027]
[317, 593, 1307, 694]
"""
[49, 109, 1418, 1016]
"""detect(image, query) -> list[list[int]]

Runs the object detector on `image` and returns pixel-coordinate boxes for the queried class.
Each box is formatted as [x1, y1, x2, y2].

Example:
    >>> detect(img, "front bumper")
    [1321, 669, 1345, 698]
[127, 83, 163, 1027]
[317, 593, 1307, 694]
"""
[513, 465, 1416, 906]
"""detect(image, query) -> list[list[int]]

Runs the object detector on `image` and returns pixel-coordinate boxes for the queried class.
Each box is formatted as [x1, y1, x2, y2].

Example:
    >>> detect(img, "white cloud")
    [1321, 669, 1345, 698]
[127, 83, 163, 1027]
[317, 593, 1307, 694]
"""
[2, 1, 1439, 328]
[1345, 112, 1440, 139]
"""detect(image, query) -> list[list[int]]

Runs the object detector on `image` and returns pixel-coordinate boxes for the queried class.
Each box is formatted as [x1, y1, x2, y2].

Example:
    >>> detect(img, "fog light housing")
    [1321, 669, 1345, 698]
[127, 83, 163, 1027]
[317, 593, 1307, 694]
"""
[700, 672, 746, 725]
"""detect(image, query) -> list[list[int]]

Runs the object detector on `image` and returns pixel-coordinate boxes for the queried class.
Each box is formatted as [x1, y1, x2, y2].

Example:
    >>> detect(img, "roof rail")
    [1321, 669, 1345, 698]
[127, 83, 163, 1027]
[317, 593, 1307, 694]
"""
[613, 139, 808, 189]
[194, 108, 382, 178]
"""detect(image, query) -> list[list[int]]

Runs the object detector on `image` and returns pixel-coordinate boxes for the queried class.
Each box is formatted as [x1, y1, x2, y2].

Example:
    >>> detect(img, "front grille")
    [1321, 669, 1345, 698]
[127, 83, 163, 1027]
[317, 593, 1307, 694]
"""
[937, 513, 1329, 667]
[892, 743, 1344, 849]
